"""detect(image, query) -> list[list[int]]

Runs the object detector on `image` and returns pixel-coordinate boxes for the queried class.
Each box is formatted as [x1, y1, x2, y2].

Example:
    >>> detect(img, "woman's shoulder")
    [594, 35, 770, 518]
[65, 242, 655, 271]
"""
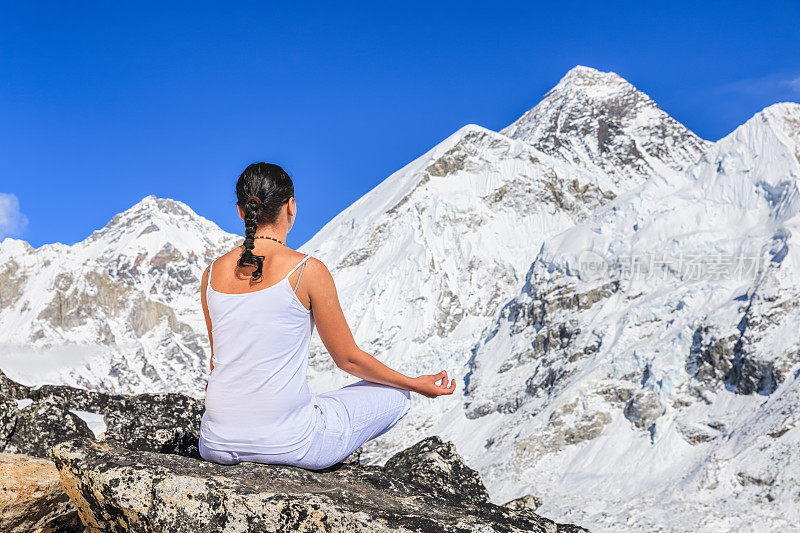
[300, 255, 333, 284]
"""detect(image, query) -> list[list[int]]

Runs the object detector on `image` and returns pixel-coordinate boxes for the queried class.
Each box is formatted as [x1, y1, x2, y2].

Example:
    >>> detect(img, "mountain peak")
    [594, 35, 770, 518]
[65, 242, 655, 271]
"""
[77, 195, 240, 260]
[757, 102, 800, 141]
[0, 236, 34, 257]
[500, 66, 710, 191]
[687, 101, 800, 195]
[709, 101, 800, 153]
[123, 194, 192, 216]
[100, 195, 198, 231]
[549, 65, 632, 98]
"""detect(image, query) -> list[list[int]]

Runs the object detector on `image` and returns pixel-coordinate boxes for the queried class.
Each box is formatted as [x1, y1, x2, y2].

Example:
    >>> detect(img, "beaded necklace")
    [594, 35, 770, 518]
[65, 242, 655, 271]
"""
[253, 235, 286, 246]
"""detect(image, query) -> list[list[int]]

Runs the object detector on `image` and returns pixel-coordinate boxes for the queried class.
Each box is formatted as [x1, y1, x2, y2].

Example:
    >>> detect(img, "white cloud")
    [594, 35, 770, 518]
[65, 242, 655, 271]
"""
[717, 72, 800, 96]
[0, 193, 29, 239]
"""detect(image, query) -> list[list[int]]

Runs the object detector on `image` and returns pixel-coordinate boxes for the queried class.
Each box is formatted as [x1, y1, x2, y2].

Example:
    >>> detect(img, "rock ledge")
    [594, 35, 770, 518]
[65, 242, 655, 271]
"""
[52, 437, 588, 533]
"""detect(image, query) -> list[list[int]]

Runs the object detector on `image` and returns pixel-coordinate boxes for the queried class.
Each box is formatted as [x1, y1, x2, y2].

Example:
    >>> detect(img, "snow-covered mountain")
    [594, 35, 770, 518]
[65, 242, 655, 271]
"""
[0, 196, 241, 393]
[446, 102, 800, 531]
[2, 65, 797, 531]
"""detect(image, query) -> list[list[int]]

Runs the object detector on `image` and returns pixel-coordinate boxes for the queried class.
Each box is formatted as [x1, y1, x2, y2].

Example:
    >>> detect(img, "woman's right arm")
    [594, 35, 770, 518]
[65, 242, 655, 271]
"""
[200, 266, 214, 391]
[304, 257, 455, 398]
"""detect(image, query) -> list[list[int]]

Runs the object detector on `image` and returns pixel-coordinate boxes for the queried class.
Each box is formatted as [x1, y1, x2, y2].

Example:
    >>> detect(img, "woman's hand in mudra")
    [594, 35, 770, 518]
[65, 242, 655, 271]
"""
[410, 371, 456, 398]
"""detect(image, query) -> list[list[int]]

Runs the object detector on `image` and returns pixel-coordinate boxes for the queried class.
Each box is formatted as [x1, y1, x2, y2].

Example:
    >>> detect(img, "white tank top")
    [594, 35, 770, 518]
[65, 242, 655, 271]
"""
[199, 254, 317, 454]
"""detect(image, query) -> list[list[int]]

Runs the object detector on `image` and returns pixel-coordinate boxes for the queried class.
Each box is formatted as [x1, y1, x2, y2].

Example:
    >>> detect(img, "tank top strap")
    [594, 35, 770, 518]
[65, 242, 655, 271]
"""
[284, 254, 311, 280]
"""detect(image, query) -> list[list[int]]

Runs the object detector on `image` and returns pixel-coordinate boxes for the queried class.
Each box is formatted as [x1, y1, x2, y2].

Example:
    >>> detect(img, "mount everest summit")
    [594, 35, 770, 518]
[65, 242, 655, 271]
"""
[1, 65, 798, 532]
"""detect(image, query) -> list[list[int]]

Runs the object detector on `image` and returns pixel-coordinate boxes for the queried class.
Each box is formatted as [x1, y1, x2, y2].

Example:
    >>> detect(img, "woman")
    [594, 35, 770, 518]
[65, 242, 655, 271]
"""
[198, 162, 456, 469]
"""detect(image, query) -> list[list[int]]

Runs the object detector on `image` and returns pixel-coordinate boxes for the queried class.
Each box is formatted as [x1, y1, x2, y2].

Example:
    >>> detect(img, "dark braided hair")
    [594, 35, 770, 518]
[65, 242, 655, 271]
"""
[235, 163, 295, 280]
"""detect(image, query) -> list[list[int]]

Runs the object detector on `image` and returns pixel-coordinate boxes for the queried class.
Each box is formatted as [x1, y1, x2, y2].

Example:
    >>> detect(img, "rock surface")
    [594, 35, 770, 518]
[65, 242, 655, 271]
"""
[52, 437, 589, 533]
[1, 370, 203, 459]
[0, 452, 81, 532]
[0, 394, 17, 448]
[102, 393, 204, 458]
[3, 396, 95, 458]
[622, 389, 665, 431]
[503, 493, 543, 512]
[383, 436, 491, 503]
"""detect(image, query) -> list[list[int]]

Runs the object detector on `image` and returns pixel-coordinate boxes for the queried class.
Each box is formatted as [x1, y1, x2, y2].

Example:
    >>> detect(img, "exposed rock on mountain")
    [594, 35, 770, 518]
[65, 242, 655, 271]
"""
[622, 389, 664, 431]
[503, 493, 543, 512]
[52, 437, 587, 533]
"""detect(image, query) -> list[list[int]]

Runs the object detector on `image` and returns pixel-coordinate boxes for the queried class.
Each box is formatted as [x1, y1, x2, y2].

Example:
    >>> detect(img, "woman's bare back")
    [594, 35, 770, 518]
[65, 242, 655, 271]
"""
[208, 246, 312, 310]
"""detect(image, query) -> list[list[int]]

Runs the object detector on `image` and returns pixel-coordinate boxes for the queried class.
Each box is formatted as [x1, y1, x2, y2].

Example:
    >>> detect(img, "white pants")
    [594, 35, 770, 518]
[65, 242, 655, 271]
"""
[198, 380, 411, 470]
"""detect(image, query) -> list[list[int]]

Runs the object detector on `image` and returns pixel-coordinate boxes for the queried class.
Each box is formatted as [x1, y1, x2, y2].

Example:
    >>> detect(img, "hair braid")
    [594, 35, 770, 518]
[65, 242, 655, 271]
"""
[237, 197, 265, 279]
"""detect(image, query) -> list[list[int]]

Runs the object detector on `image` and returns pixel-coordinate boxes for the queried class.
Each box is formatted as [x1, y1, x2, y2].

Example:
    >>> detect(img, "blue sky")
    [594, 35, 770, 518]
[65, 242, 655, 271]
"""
[1, 1, 799, 248]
